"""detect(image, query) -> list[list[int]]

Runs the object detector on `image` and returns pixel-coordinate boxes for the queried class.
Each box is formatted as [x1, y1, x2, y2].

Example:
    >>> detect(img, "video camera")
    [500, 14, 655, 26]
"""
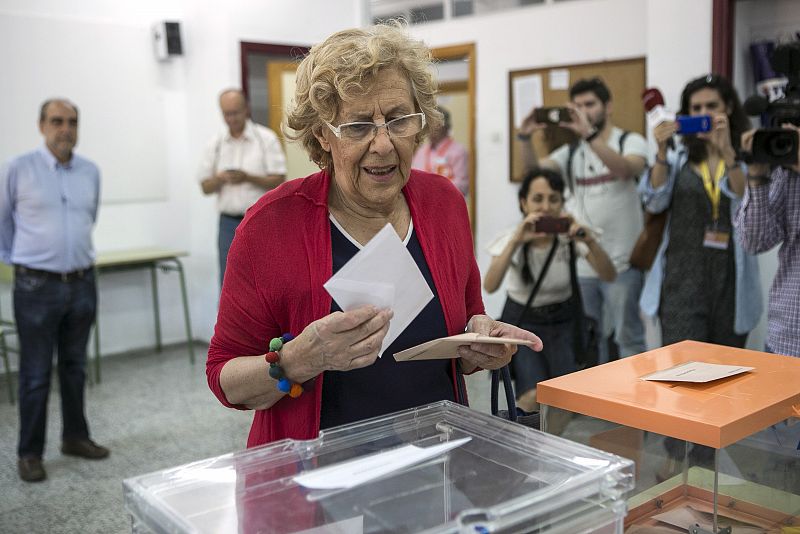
[743, 41, 800, 165]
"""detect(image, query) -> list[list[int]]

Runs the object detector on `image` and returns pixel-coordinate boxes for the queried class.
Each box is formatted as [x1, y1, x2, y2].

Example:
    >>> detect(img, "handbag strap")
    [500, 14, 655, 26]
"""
[568, 241, 595, 368]
[492, 238, 560, 421]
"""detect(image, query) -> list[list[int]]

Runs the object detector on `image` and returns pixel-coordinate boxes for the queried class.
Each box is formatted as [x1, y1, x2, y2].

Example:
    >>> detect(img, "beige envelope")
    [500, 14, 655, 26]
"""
[393, 333, 538, 361]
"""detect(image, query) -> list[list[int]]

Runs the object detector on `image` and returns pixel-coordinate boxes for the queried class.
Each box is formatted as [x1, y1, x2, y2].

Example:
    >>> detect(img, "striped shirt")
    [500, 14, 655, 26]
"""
[735, 166, 800, 357]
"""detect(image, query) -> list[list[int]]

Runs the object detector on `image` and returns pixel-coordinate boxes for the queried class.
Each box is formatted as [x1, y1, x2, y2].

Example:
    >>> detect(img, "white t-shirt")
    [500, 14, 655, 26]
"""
[488, 229, 589, 307]
[549, 126, 647, 278]
[197, 120, 288, 216]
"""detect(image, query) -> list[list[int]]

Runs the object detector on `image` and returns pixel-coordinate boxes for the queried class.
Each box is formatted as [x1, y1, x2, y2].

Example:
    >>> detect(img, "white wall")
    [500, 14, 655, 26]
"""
[8, 0, 774, 358]
[1, 0, 361, 356]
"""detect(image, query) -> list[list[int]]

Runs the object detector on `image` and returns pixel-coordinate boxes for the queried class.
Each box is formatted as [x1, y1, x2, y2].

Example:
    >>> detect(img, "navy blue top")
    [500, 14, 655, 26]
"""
[319, 223, 454, 429]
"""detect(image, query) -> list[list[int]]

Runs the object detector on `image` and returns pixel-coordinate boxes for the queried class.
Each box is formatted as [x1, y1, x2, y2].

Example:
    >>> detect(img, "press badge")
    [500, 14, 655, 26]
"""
[703, 225, 730, 250]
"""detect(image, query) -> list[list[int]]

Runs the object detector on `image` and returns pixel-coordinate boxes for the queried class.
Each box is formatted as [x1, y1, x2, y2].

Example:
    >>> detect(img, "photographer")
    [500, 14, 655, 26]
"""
[735, 124, 800, 357]
[641, 74, 763, 482]
[517, 78, 647, 363]
[639, 74, 761, 349]
[484, 168, 615, 412]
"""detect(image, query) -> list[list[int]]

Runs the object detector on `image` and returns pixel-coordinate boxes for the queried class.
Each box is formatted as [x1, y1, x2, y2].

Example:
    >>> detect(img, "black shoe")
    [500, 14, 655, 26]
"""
[18, 456, 46, 482]
[61, 439, 110, 460]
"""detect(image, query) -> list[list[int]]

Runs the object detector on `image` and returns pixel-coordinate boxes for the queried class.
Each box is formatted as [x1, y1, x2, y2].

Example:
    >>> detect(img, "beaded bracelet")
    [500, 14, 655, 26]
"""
[265, 333, 303, 398]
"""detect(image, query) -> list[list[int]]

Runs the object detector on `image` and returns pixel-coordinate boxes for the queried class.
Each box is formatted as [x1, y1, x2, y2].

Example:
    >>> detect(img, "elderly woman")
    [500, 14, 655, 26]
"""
[206, 23, 541, 447]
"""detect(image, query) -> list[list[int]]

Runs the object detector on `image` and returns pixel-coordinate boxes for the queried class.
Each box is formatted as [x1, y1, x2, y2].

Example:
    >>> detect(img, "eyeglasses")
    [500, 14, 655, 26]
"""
[325, 113, 426, 143]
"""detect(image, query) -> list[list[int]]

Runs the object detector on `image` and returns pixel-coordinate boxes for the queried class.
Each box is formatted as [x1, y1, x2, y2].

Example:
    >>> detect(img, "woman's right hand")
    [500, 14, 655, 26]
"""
[513, 213, 544, 244]
[653, 120, 677, 151]
[285, 306, 393, 379]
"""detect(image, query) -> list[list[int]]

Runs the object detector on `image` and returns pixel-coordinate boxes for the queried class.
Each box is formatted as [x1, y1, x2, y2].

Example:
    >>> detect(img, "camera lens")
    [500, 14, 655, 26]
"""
[768, 133, 794, 157]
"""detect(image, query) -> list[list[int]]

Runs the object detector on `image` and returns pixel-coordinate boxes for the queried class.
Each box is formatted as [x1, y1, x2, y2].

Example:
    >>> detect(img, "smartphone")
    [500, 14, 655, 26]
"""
[533, 107, 571, 125]
[534, 216, 571, 234]
[676, 115, 712, 134]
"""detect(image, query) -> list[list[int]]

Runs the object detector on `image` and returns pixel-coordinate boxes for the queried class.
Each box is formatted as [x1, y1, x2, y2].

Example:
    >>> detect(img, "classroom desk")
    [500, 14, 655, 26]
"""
[92, 248, 194, 383]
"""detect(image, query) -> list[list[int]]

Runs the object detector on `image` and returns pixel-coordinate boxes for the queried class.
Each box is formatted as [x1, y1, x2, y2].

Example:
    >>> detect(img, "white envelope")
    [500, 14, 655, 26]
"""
[293, 437, 471, 490]
[393, 333, 541, 361]
[640, 361, 754, 383]
[323, 279, 394, 310]
[323, 223, 433, 357]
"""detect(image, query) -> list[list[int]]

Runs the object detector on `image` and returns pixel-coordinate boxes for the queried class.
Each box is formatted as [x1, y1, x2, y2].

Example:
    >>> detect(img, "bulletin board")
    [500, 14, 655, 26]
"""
[509, 57, 646, 182]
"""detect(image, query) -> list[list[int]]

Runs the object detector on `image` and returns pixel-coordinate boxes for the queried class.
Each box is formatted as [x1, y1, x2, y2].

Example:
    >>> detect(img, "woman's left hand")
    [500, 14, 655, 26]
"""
[459, 315, 543, 371]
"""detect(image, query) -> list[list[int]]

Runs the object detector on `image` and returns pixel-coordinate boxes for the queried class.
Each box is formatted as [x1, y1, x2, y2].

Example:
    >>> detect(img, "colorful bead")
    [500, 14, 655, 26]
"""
[268, 366, 284, 380]
[266, 333, 302, 398]
[277, 378, 291, 393]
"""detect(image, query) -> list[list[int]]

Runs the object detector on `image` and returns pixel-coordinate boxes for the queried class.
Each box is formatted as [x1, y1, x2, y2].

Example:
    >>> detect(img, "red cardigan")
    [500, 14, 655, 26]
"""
[206, 169, 485, 447]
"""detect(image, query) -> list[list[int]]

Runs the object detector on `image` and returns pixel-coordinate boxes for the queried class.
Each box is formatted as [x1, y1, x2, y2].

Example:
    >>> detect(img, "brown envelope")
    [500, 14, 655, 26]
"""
[393, 333, 538, 361]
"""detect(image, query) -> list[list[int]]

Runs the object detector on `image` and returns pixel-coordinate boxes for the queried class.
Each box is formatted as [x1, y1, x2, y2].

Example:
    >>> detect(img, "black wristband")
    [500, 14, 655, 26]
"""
[655, 156, 668, 167]
[584, 128, 600, 143]
[516, 132, 532, 141]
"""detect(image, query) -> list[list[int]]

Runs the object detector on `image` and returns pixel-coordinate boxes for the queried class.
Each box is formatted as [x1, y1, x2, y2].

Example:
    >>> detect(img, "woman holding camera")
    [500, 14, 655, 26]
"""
[639, 74, 762, 348]
[484, 168, 615, 411]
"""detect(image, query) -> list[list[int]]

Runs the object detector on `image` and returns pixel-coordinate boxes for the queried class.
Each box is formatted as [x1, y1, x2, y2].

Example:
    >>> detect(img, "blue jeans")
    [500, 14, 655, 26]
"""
[579, 267, 646, 363]
[14, 269, 97, 457]
[218, 214, 244, 286]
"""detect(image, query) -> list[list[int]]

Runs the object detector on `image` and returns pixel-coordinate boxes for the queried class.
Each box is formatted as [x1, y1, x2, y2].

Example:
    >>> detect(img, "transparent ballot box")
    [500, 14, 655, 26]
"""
[537, 341, 800, 534]
[123, 400, 634, 533]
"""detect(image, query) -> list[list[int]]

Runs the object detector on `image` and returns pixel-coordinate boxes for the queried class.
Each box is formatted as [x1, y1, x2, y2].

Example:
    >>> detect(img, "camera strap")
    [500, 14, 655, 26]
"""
[516, 238, 560, 329]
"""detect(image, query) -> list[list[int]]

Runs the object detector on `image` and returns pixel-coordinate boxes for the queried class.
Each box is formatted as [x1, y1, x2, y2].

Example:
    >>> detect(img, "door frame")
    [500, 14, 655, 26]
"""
[431, 43, 476, 236]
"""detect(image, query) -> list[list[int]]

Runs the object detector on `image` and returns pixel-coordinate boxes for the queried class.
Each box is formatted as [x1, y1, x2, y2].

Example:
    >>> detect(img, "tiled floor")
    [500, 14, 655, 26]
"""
[0, 344, 252, 534]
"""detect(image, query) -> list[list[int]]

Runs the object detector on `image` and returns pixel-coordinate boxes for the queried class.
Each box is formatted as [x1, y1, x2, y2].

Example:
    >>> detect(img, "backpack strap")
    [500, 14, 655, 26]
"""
[565, 141, 580, 194]
[618, 130, 630, 153]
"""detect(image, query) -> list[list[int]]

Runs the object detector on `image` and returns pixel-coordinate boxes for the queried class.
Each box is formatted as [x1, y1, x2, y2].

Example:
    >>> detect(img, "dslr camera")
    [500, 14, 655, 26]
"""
[743, 41, 800, 165]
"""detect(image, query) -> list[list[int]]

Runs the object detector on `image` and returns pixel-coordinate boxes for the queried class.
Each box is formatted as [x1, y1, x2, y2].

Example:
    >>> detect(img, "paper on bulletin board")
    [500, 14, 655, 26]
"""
[548, 69, 570, 90]
[513, 74, 543, 129]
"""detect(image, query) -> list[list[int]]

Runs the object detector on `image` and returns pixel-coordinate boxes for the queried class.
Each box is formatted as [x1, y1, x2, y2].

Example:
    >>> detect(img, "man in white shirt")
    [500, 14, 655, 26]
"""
[198, 89, 287, 284]
[517, 78, 648, 363]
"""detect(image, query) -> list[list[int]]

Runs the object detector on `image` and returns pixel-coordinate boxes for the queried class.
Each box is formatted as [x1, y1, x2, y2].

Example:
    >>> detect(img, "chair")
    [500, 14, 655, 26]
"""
[0, 263, 16, 404]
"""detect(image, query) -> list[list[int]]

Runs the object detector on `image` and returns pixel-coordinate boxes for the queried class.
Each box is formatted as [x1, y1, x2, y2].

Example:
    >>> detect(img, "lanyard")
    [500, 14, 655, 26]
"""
[699, 160, 726, 222]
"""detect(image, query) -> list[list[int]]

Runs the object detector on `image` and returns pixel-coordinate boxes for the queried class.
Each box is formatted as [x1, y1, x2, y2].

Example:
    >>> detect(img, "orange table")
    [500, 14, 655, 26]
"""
[537, 340, 800, 449]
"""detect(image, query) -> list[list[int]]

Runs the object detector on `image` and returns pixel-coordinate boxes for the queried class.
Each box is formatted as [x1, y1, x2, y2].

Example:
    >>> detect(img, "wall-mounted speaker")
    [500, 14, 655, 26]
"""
[152, 21, 183, 61]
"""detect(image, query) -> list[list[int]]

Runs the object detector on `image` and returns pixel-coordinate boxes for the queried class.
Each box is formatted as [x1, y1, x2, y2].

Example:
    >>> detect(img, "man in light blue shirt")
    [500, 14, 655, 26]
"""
[0, 99, 109, 482]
